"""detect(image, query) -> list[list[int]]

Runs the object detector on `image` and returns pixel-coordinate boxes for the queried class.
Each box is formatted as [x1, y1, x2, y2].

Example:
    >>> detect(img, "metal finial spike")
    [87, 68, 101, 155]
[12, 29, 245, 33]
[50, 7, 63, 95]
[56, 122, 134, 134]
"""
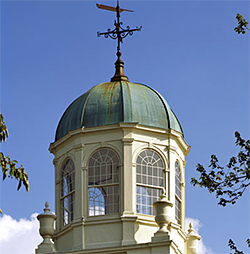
[111, 50, 128, 82]
[96, 1, 141, 82]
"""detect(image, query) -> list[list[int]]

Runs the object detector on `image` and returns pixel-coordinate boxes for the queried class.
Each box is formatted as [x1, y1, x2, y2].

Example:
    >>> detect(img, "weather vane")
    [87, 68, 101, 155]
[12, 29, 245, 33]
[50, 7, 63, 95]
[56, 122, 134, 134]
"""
[96, 0, 142, 82]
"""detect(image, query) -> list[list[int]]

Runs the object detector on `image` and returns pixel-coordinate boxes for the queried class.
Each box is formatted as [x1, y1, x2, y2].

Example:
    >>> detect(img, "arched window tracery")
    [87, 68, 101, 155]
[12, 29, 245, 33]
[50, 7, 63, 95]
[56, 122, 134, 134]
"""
[136, 149, 165, 215]
[61, 158, 75, 226]
[175, 161, 182, 224]
[88, 148, 120, 216]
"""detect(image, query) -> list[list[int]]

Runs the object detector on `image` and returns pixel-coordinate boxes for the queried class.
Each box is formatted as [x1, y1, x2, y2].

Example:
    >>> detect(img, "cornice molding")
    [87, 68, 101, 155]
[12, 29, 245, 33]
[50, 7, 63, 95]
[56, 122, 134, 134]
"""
[73, 144, 84, 151]
[122, 137, 134, 144]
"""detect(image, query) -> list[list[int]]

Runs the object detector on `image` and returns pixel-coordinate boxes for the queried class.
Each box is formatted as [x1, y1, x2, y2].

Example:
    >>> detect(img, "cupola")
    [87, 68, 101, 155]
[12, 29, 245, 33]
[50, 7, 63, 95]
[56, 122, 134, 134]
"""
[40, 1, 200, 254]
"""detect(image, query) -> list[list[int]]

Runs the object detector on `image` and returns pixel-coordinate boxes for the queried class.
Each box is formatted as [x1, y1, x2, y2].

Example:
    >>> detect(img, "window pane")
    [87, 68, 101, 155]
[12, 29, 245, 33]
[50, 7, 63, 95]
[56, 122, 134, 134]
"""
[136, 164, 141, 174]
[175, 197, 181, 224]
[136, 186, 162, 216]
[175, 161, 181, 224]
[88, 149, 120, 216]
[61, 193, 74, 226]
[61, 159, 75, 197]
[61, 159, 75, 226]
[136, 149, 165, 215]
[89, 187, 105, 216]
[175, 162, 181, 199]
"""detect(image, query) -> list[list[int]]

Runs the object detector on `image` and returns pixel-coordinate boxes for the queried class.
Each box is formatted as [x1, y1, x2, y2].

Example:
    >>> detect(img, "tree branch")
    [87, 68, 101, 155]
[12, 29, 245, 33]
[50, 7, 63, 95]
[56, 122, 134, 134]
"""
[191, 131, 250, 206]
[0, 113, 29, 213]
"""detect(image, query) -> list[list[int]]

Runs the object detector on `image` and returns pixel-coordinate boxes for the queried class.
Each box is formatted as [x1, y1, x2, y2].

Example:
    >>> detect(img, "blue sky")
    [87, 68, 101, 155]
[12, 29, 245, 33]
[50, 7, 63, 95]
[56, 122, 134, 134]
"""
[0, 0, 249, 253]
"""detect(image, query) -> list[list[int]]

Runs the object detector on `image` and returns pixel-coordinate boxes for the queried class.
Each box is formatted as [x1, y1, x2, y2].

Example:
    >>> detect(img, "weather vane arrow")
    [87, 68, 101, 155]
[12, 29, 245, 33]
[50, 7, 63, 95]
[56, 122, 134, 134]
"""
[96, 0, 142, 82]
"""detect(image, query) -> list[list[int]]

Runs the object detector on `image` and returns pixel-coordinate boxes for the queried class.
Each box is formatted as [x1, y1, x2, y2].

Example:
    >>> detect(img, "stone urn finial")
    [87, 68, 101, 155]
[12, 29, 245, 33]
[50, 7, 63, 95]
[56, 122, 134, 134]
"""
[36, 202, 57, 253]
[152, 189, 173, 241]
[187, 222, 201, 254]
[44, 201, 50, 212]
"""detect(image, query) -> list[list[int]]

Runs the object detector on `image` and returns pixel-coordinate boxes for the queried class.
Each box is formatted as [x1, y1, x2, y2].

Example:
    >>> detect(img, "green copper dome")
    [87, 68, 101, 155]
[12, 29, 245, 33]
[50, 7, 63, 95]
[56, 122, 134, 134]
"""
[55, 81, 183, 141]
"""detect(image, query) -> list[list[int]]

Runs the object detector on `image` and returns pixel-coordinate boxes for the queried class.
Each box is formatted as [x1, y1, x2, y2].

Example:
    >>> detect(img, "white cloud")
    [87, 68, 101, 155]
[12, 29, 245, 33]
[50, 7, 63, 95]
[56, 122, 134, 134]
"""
[0, 213, 42, 254]
[89, 206, 105, 216]
[185, 217, 213, 254]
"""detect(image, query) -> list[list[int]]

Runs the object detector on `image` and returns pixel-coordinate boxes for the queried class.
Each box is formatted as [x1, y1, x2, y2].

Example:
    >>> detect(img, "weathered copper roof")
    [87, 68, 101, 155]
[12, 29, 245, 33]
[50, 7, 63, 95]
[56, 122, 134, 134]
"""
[55, 81, 183, 141]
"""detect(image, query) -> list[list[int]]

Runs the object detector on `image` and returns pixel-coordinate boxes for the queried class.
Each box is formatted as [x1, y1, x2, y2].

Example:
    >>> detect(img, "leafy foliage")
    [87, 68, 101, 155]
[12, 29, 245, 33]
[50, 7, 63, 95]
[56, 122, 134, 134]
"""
[0, 113, 29, 213]
[0, 113, 9, 142]
[234, 13, 249, 34]
[191, 131, 250, 207]
[228, 239, 250, 254]
[191, 131, 250, 252]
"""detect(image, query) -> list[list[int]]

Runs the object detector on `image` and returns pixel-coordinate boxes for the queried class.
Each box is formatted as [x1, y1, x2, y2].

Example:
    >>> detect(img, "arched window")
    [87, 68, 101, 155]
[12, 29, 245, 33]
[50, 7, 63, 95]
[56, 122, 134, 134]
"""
[89, 187, 105, 216]
[136, 149, 165, 215]
[61, 158, 75, 226]
[88, 148, 119, 216]
[175, 161, 182, 224]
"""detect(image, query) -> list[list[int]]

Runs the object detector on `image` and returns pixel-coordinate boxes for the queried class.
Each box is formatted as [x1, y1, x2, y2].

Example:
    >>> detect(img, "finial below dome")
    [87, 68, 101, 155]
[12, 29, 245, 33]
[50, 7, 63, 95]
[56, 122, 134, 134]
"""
[111, 50, 128, 81]
[96, 0, 142, 82]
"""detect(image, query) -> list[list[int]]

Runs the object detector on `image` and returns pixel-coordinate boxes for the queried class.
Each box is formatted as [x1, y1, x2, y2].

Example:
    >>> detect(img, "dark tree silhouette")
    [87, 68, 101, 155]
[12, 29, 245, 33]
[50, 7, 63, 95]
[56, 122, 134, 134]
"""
[234, 13, 249, 34]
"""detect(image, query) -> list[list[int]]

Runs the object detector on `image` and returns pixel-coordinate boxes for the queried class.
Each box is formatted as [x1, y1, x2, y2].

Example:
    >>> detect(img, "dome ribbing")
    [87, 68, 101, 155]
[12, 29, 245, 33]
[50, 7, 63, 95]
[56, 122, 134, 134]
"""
[55, 81, 183, 141]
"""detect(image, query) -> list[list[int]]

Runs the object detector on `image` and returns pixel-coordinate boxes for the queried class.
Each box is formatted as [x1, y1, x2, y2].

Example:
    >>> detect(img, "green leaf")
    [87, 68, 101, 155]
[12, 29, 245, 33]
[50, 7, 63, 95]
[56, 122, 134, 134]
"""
[3, 170, 7, 180]
[17, 179, 22, 191]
